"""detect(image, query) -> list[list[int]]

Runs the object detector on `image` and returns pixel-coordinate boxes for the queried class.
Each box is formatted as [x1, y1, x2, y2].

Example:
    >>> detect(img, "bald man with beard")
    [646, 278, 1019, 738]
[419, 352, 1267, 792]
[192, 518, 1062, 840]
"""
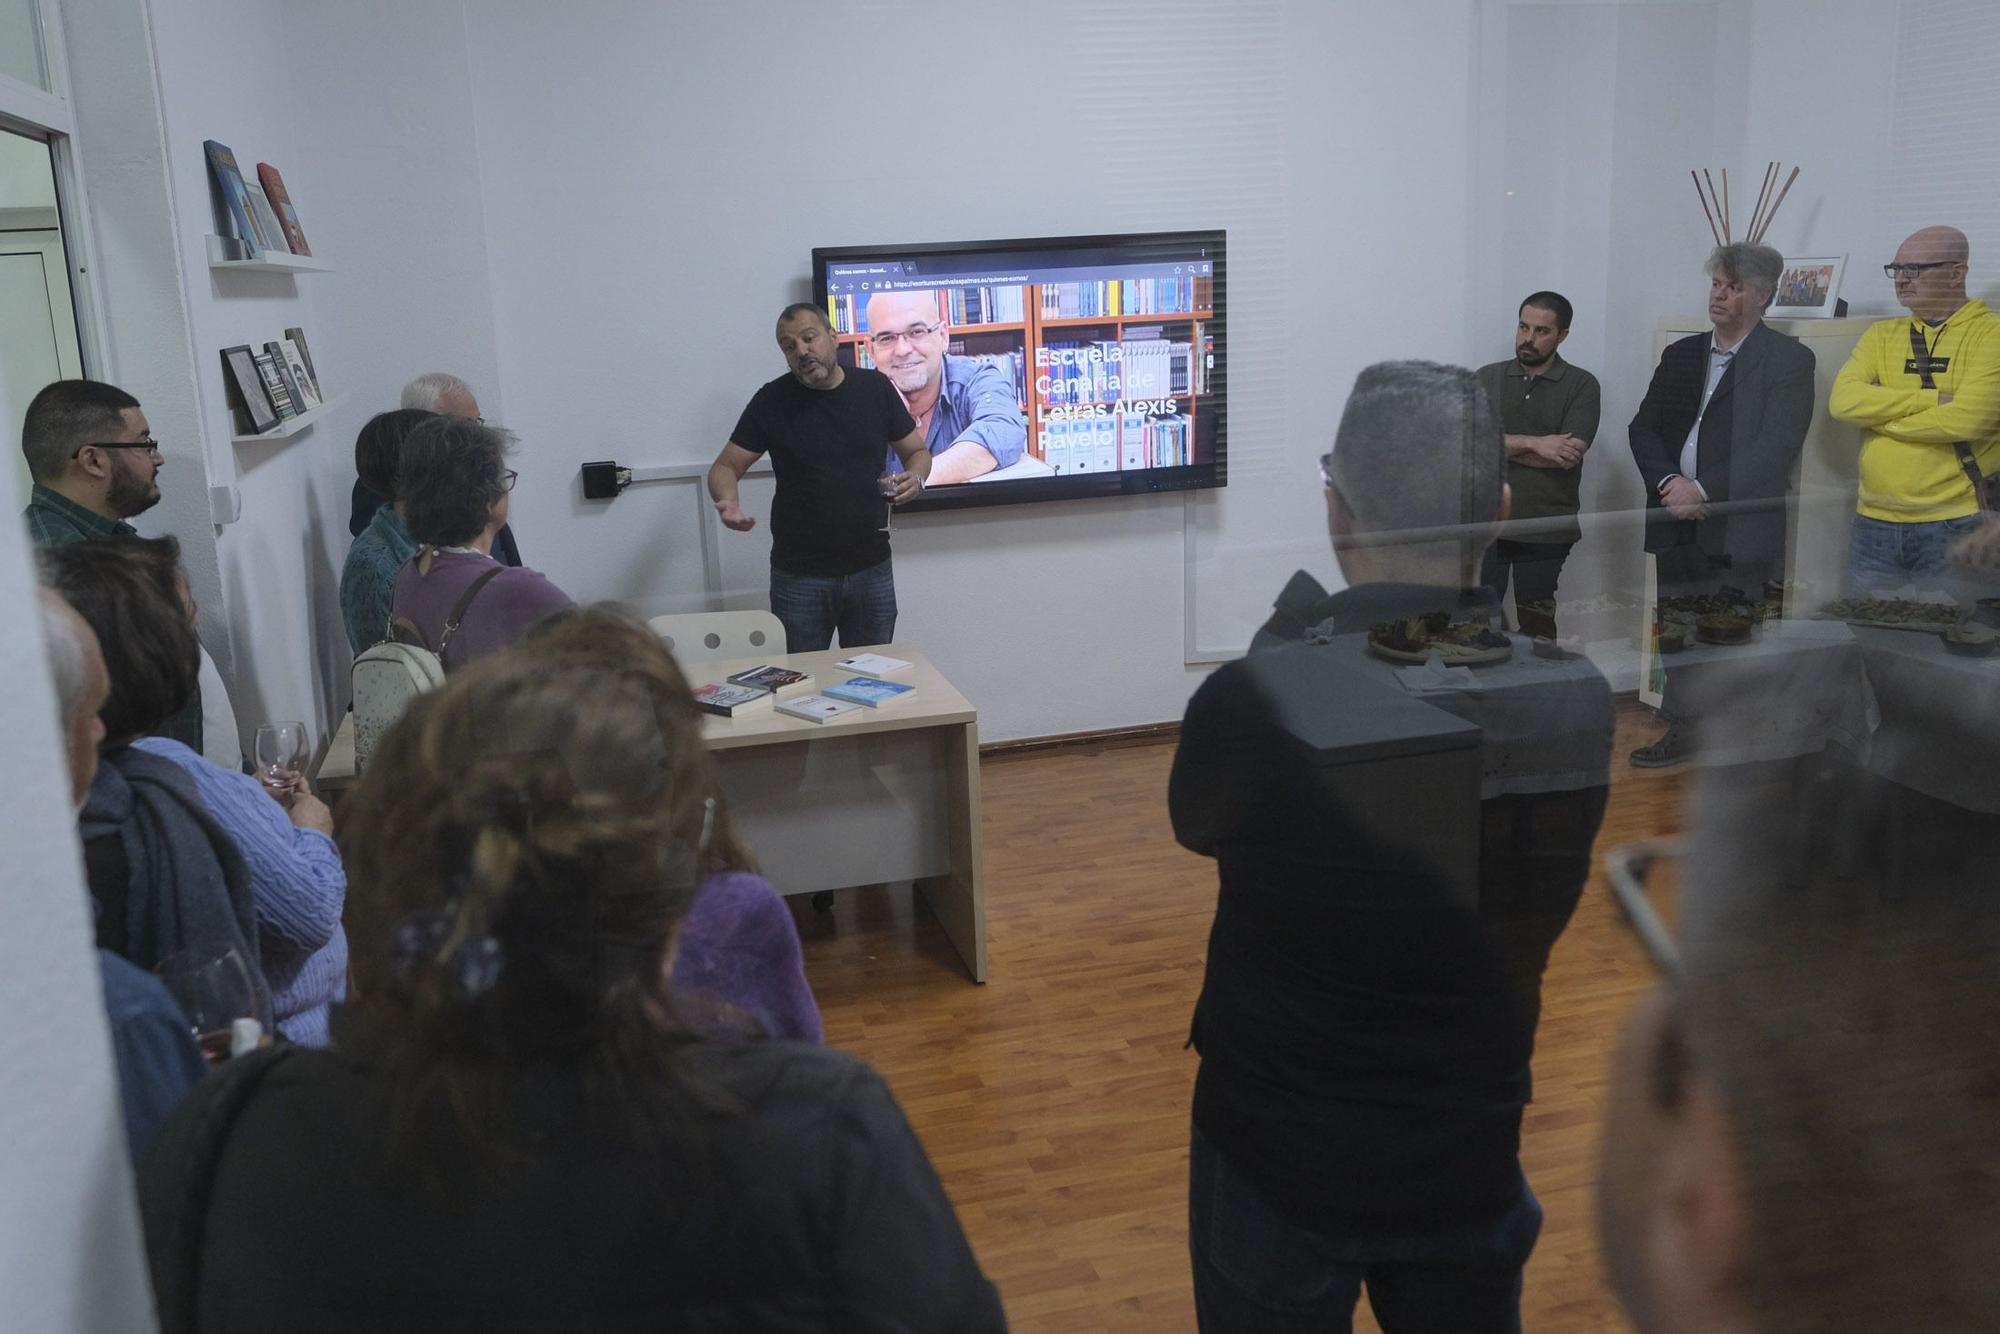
[1831, 225, 2000, 592]
[863, 289, 1028, 484]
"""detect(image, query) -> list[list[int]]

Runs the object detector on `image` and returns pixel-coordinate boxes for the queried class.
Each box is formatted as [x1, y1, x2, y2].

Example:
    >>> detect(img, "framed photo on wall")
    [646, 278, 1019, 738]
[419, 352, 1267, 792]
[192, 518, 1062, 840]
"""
[1770, 255, 1846, 319]
[221, 344, 278, 434]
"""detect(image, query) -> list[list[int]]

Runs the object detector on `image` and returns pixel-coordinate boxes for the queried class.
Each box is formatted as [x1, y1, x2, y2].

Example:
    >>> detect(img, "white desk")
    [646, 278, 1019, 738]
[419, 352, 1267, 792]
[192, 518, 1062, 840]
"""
[316, 642, 987, 982]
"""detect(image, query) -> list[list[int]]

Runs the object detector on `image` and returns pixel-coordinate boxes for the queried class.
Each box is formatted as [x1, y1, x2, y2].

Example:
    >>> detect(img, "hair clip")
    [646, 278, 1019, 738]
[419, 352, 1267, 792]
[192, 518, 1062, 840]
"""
[698, 796, 716, 857]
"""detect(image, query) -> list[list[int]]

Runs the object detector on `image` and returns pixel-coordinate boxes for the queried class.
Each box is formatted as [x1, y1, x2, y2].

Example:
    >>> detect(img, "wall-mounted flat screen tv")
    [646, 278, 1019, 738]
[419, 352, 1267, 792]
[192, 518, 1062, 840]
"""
[813, 229, 1226, 514]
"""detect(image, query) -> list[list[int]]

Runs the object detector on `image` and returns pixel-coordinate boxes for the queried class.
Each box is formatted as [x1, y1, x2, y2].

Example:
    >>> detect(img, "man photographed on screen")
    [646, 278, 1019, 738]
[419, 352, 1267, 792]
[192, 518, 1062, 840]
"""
[709, 302, 931, 653]
[1829, 225, 2000, 593]
[1475, 290, 1601, 639]
[863, 289, 1027, 484]
[1599, 751, 2000, 1332]
[1626, 242, 1815, 768]
[1172, 361, 1612, 1333]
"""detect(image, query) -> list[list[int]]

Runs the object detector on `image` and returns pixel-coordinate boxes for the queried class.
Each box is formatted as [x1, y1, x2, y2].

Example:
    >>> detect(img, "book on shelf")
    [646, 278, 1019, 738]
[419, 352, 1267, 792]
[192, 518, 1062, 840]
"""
[834, 652, 912, 675]
[203, 140, 269, 252]
[221, 345, 278, 434]
[828, 284, 1027, 335]
[255, 163, 311, 255]
[822, 676, 916, 708]
[692, 682, 773, 716]
[725, 665, 815, 698]
[775, 694, 861, 724]
[244, 185, 288, 260]
[1039, 275, 1210, 319]
[252, 351, 296, 418]
[267, 340, 318, 410]
[265, 341, 313, 412]
[284, 327, 318, 389]
[279, 337, 320, 404]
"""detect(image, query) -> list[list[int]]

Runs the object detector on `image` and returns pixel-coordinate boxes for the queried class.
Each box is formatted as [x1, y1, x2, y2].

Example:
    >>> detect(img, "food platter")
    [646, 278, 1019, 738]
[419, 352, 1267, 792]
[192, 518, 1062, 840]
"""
[1367, 613, 1514, 666]
[1814, 597, 1961, 633]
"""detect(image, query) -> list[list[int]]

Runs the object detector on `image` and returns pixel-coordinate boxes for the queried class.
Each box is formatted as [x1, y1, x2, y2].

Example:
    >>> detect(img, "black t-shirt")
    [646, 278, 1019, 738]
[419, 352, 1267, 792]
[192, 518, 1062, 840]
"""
[730, 369, 916, 577]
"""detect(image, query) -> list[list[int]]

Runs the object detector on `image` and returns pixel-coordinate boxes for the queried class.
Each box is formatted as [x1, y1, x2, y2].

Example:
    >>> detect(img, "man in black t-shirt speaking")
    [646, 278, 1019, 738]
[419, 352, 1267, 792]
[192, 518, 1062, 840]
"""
[709, 303, 931, 653]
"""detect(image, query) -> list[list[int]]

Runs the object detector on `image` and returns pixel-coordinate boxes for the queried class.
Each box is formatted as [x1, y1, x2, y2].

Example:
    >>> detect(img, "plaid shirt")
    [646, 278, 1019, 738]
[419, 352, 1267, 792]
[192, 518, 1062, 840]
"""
[24, 484, 138, 547]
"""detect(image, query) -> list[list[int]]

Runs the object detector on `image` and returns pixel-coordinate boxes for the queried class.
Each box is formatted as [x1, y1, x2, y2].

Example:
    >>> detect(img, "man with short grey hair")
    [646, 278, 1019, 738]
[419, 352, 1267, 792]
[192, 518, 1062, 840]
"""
[1626, 243, 1815, 767]
[400, 371, 481, 420]
[351, 371, 520, 566]
[1172, 361, 1613, 1330]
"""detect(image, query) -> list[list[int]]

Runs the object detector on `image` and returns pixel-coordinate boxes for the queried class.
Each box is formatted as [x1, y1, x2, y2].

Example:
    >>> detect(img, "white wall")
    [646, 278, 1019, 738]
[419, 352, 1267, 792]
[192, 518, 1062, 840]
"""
[0, 496, 156, 1330]
[436, 0, 1489, 740]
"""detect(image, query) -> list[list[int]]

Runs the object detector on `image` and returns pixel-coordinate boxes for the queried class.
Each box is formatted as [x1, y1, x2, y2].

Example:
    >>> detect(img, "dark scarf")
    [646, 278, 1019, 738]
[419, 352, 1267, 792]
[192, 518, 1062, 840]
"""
[79, 745, 271, 1020]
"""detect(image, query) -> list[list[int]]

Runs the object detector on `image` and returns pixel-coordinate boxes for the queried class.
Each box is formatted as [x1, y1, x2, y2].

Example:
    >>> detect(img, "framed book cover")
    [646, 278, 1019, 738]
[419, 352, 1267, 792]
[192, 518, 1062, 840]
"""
[221, 344, 278, 434]
[265, 341, 312, 412]
[283, 326, 317, 389]
[253, 351, 297, 417]
[278, 338, 321, 407]
[202, 140, 269, 250]
[243, 184, 288, 258]
[256, 163, 312, 255]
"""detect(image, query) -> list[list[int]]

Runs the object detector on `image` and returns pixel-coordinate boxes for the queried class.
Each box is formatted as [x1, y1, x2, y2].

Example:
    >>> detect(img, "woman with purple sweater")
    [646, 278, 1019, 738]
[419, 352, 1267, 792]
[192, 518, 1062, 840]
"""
[518, 610, 823, 1042]
[389, 415, 571, 669]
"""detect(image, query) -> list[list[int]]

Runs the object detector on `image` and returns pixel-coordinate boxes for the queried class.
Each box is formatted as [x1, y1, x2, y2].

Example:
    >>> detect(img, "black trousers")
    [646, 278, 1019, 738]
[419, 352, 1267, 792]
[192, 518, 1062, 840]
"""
[1480, 540, 1572, 639]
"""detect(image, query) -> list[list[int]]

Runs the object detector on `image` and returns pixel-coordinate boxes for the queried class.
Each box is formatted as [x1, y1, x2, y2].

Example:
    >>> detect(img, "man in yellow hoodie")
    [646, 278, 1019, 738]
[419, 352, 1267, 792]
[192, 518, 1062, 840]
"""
[1830, 226, 2000, 592]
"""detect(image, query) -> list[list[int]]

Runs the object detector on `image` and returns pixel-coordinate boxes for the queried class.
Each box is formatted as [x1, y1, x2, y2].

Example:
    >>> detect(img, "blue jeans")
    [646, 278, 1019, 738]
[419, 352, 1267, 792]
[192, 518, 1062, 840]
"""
[1188, 1126, 1541, 1334]
[1846, 513, 1985, 597]
[768, 558, 897, 654]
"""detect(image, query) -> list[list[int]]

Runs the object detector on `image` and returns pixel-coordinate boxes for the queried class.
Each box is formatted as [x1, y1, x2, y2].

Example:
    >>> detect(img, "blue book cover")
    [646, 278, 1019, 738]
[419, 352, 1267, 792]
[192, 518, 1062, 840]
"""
[822, 675, 916, 708]
[203, 140, 267, 251]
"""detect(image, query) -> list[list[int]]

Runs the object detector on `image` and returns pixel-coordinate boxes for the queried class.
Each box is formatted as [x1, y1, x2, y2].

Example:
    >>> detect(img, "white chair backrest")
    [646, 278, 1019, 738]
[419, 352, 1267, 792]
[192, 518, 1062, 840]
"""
[646, 610, 787, 663]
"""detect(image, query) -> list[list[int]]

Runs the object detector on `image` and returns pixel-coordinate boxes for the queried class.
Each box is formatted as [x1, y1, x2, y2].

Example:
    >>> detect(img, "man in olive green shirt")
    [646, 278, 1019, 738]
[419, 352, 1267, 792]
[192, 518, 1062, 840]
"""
[1474, 291, 1601, 638]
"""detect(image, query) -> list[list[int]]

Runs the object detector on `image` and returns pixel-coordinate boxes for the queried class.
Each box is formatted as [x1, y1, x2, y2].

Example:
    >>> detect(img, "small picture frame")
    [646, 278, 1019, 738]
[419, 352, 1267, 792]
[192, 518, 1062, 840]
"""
[1769, 255, 1847, 319]
[221, 344, 278, 434]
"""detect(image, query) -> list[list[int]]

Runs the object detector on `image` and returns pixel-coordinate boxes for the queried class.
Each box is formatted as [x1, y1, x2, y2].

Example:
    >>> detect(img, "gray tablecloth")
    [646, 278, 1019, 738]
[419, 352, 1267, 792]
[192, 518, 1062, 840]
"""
[1328, 631, 1614, 799]
[1660, 620, 1877, 767]
[1849, 626, 2000, 813]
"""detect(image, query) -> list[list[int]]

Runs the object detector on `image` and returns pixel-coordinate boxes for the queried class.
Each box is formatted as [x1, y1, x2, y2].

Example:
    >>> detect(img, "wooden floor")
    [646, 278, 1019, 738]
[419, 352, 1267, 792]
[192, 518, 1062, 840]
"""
[793, 702, 1688, 1333]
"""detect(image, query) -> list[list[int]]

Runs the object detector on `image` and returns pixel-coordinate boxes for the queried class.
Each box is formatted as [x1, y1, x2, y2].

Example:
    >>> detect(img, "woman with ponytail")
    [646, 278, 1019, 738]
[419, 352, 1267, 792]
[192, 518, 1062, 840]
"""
[137, 611, 1004, 1333]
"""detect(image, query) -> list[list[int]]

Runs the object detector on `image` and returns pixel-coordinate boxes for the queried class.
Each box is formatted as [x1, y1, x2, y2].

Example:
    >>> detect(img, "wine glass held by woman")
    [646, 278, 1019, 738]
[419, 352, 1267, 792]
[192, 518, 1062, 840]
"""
[136, 614, 1003, 1333]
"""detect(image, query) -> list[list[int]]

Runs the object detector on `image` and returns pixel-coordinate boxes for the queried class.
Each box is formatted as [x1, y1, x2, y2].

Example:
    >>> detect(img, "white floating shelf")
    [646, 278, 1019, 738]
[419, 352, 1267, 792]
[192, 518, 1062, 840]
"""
[233, 397, 339, 445]
[206, 236, 332, 273]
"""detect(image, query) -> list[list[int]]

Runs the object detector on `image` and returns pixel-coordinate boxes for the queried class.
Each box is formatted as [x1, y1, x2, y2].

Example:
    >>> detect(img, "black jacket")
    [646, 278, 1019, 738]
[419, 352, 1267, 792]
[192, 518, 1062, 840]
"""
[1628, 321, 1816, 572]
[139, 1041, 1006, 1333]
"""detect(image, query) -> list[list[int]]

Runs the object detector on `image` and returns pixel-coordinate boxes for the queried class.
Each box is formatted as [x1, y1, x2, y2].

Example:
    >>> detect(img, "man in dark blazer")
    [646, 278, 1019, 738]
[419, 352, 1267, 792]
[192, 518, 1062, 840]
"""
[1628, 242, 1816, 767]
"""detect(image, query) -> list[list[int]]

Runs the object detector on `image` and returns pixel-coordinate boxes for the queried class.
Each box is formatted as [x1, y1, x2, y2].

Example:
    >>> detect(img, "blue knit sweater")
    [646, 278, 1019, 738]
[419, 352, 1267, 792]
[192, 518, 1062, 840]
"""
[133, 739, 347, 1045]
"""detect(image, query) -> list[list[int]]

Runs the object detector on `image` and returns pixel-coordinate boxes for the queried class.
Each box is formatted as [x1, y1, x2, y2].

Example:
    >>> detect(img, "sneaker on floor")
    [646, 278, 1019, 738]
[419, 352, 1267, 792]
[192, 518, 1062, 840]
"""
[1629, 725, 1690, 769]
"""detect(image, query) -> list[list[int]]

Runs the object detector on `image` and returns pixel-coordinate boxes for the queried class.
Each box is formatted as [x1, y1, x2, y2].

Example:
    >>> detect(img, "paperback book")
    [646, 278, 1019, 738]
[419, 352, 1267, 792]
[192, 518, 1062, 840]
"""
[775, 694, 862, 724]
[833, 652, 912, 675]
[822, 676, 916, 708]
[202, 140, 269, 251]
[255, 162, 312, 255]
[725, 664, 816, 698]
[691, 682, 772, 716]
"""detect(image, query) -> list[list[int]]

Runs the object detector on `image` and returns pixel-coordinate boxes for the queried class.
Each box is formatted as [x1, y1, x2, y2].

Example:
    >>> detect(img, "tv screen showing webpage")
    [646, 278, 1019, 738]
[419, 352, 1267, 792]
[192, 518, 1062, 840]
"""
[813, 229, 1226, 513]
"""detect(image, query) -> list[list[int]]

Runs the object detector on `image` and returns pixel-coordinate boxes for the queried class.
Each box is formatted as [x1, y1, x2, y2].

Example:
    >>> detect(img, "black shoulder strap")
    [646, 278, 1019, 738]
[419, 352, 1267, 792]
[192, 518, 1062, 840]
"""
[1910, 323, 1994, 513]
[139, 1045, 298, 1334]
[436, 566, 506, 668]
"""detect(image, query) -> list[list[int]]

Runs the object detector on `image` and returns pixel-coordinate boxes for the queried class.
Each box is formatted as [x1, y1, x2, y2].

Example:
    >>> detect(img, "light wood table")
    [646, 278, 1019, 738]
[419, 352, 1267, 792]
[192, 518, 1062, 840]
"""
[315, 642, 987, 982]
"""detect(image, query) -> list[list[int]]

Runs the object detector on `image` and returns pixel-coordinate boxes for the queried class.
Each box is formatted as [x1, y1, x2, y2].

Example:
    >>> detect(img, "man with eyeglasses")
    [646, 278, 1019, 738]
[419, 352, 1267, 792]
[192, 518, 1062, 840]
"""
[710, 303, 931, 653]
[18, 378, 235, 762]
[1830, 225, 2000, 593]
[1172, 362, 1613, 1332]
[862, 289, 1027, 484]
[1599, 747, 2000, 1331]
[19, 379, 162, 545]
